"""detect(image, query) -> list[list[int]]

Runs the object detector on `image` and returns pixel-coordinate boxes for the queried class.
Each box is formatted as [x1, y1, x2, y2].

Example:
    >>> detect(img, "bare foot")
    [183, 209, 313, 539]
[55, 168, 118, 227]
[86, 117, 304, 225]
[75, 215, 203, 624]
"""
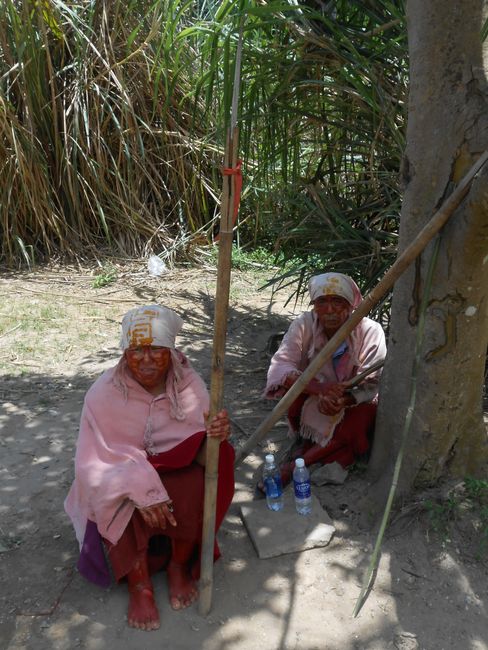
[127, 582, 160, 631]
[167, 561, 199, 610]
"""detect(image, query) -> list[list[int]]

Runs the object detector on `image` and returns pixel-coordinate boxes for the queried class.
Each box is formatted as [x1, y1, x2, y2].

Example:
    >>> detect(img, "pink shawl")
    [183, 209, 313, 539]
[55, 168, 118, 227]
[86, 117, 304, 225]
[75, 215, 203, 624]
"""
[64, 351, 209, 546]
[265, 311, 386, 446]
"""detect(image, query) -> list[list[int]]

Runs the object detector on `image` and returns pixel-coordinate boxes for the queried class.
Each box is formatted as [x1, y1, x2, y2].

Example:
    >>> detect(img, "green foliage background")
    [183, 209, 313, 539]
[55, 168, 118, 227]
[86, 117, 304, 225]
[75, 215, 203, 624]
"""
[0, 0, 407, 303]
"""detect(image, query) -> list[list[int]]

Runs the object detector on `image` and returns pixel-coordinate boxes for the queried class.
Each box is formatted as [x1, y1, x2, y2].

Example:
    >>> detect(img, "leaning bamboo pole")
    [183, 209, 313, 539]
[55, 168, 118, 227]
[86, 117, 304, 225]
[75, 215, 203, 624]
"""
[352, 237, 441, 617]
[234, 149, 488, 467]
[199, 26, 244, 616]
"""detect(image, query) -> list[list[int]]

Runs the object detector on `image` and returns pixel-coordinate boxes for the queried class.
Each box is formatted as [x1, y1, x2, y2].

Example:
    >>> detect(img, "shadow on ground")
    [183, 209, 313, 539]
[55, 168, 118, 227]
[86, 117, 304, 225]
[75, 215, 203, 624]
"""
[1, 270, 487, 650]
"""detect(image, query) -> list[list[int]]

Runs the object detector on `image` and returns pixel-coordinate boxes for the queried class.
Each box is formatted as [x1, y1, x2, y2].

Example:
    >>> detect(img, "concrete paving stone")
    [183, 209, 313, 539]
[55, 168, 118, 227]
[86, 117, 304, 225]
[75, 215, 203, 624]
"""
[239, 488, 335, 559]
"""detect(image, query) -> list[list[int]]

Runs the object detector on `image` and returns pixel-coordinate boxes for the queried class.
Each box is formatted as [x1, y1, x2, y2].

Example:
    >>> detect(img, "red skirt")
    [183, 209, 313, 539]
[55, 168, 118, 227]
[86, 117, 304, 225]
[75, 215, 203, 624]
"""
[106, 432, 234, 581]
[288, 394, 377, 468]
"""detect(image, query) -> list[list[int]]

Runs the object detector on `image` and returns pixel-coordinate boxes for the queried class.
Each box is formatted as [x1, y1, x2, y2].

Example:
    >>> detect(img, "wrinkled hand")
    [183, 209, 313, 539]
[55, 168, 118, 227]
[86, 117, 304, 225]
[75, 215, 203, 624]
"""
[204, 409, 230, 442]
[137, 500, 177, 529]
[317, 385, 356, 416]
[317, 381, 346, 400]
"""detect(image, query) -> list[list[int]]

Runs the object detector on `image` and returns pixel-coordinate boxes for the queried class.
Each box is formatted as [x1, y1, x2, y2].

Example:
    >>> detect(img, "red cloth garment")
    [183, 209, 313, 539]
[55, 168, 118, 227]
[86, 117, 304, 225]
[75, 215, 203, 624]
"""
[107, 431, 235, 582]
[288, 397, 377, 468]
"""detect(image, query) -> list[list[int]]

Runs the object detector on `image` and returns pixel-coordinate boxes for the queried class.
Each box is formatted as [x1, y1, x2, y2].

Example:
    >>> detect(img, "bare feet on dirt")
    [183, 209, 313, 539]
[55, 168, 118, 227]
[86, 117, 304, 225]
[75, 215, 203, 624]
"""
[127, 582, 160, 631]
[167, 561, 199, 610]
[2, 267, 487, 649]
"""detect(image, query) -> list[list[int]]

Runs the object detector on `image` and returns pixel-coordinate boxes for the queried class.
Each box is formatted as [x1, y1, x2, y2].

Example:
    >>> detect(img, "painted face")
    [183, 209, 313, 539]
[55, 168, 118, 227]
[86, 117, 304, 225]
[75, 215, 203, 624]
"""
[125, 346, 171, 392]
[313, 294, 352, 336]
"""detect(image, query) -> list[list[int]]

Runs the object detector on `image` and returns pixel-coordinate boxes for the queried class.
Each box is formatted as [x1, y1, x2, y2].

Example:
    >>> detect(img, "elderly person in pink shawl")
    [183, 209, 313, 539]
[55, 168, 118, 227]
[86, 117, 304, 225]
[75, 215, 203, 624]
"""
[65, 305, 234, 631]
[265, 272, 386, 484]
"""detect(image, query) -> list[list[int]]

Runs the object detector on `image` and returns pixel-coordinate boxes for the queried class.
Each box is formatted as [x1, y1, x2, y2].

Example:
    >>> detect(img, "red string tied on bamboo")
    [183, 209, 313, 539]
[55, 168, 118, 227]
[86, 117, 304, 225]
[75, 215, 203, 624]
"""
[214, 160, 243, 240]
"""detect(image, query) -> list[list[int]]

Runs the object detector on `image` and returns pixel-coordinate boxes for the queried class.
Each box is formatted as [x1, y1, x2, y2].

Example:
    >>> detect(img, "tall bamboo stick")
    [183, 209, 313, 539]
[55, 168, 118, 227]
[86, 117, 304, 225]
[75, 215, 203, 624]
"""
[199, 25, 244, 616]
[234, 149, 488, 467]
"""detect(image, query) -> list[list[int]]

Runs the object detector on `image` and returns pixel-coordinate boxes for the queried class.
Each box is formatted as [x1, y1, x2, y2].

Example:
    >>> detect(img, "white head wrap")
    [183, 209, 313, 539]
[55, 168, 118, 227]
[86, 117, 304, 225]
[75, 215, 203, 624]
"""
[308, 272, 362, 308]
[119, 305, 183, 350]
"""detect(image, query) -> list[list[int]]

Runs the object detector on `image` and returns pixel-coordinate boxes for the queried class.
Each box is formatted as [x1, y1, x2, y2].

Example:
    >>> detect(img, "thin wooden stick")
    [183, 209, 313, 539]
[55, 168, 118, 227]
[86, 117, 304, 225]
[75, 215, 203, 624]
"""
[234, 149, 488, 467]
[344, 358, 384, 388]
[199, 22, 244, 616]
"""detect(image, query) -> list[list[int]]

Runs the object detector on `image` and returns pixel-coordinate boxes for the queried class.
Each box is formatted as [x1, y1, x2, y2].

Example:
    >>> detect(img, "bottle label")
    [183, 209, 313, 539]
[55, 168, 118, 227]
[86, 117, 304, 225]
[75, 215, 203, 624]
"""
[294, 479, 311, 499]
[264, 475, 283, 498]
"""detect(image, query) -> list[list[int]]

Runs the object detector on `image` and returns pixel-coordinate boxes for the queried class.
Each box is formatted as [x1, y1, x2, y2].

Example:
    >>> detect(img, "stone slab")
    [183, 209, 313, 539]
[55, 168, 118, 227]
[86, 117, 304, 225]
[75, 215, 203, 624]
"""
[311, 461, 348, 486]
[239, 489, 335, 559]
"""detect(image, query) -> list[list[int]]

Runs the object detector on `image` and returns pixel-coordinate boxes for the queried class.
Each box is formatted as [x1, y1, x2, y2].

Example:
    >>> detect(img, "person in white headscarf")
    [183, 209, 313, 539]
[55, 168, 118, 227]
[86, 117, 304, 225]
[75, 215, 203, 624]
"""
[65, 305, 234, 631]
[265, 272, 386, 484]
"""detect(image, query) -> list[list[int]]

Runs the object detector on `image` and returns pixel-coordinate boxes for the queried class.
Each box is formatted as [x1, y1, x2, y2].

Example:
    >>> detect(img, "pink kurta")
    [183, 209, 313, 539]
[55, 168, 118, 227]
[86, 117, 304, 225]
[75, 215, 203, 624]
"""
[64, 352, 210, 546]
[265, 311, 386, 445]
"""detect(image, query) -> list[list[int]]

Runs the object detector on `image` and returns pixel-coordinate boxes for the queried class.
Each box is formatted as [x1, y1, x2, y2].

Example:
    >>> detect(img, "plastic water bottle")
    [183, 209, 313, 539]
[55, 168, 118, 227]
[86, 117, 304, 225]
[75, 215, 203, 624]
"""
[293, 458, 312, 515]
[263, 454, 284, 511]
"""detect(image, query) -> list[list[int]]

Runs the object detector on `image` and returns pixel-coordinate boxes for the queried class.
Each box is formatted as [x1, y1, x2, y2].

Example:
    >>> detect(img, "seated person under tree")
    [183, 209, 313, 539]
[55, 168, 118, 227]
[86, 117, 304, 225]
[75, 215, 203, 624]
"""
[265, 272, 386, 485]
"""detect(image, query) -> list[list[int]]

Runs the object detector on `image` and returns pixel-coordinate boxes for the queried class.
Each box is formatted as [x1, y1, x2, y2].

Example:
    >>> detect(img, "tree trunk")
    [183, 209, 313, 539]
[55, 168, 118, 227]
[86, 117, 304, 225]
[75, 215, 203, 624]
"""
[369, 0, 488, 497]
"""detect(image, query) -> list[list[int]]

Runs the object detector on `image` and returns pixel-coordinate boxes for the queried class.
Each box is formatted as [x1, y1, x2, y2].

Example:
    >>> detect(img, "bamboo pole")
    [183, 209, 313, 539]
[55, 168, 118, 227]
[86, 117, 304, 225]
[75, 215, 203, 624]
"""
[199, 25, 244, 616]
[234, 149, 488, 467]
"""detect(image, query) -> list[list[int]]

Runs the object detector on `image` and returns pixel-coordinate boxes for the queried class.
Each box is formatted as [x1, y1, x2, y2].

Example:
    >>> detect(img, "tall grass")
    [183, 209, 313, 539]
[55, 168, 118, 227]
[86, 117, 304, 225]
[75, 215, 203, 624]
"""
[0, 0, 227, 265]
[0, 0, 407, 286]
[231, 1, 407, 310]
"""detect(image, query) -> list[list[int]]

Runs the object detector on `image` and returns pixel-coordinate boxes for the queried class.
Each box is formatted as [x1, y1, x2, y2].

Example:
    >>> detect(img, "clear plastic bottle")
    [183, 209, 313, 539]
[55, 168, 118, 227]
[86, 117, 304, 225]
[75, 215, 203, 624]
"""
[293, 457, 312, 515]
[262, 453, 284, 511]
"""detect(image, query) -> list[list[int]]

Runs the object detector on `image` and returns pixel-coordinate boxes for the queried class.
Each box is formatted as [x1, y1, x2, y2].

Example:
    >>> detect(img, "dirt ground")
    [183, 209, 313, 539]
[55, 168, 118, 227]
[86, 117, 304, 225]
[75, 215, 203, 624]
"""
[1, 262, 487, 650]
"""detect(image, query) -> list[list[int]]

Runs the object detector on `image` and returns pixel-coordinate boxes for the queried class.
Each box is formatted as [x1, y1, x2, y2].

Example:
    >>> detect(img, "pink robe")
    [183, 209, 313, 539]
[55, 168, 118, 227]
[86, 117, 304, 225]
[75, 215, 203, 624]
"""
[65, 352, 211, 547]
[265, 311, 386, 445]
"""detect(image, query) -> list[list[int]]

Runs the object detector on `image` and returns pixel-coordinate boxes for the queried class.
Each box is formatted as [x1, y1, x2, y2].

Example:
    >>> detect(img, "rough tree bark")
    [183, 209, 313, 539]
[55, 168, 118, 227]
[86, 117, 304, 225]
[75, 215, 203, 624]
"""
[368, 0, 488, 497]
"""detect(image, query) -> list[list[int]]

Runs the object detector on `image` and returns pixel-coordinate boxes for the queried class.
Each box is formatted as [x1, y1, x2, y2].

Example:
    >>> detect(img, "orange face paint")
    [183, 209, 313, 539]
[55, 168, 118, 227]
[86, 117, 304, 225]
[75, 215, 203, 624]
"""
[125, 346, 171, 392]
[313, 294, 352, 337]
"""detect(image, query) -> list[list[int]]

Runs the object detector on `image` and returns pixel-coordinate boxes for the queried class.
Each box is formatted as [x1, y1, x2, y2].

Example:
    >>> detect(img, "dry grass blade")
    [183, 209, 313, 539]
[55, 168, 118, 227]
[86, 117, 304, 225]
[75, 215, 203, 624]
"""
[0, 0, 223, 265]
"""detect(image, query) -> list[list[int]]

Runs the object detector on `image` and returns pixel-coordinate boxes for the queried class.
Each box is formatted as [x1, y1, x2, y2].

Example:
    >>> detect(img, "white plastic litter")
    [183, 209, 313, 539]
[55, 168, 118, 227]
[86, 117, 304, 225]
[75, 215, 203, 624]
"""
[147, 255, 167, 277]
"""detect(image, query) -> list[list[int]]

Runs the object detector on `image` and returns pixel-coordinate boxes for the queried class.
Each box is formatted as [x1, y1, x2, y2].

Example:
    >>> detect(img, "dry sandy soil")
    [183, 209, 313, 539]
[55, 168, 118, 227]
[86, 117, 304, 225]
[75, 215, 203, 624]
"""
[0, 262, 487, 650]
